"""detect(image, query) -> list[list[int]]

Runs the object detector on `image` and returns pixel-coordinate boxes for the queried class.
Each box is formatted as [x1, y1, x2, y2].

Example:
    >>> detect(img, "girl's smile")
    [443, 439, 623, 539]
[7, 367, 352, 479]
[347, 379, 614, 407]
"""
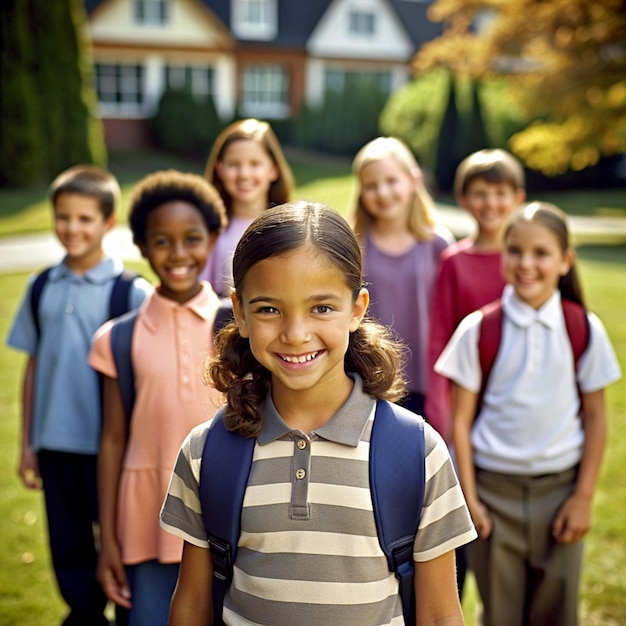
[503, 220, 573, 310]
[232, 244, 368, 407]
[140, 201, 214, 304]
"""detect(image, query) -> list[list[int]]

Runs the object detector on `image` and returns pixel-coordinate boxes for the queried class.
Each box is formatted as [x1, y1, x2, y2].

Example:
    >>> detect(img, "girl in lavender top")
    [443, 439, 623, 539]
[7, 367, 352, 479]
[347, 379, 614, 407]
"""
[199, 118, 294, 295]
[350, 137, 453, 418]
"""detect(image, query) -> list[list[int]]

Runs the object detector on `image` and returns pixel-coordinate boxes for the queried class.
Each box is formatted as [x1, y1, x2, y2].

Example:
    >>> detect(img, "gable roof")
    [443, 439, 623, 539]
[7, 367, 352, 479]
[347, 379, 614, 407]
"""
[85, 0, 441, 50]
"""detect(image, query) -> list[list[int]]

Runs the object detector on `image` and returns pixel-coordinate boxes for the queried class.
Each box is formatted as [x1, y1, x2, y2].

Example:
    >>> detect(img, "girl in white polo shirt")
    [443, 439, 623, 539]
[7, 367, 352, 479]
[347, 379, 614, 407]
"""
[436, 201, 621, 626]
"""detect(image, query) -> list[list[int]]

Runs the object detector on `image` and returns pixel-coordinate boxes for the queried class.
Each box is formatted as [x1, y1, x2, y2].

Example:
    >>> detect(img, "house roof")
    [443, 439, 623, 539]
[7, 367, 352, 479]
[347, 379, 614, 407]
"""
[85, 0, 441, 50]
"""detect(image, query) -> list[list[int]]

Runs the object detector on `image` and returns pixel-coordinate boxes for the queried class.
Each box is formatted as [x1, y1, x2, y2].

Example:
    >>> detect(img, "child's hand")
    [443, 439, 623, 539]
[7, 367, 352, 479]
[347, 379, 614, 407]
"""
[469, 500, 493, 540]
[552, 494, 591, 544]
[18, 446, 41, 490]
[97, 541, 132, 608]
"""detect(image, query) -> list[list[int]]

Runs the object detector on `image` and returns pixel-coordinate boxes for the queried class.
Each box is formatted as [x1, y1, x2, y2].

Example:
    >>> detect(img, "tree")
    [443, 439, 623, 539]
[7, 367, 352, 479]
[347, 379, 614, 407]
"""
[414, 0, 626, 176]
[0, 0, 105, 187]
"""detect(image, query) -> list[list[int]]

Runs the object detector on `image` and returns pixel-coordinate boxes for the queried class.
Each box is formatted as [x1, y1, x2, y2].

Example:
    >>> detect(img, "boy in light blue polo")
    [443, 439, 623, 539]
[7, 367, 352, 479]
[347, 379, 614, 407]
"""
[6, 165, 152, 626]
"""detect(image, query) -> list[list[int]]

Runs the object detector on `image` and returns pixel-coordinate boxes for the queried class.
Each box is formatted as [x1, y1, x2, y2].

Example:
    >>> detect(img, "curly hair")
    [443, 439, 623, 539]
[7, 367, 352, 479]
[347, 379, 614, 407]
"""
[128, 169, 227, 245]
[205, 201, 407, 437]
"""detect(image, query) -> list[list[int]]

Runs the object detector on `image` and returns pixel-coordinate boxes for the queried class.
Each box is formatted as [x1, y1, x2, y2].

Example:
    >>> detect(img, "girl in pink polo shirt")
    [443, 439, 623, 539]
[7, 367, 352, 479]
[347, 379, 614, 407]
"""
[88, 170, 227, 626]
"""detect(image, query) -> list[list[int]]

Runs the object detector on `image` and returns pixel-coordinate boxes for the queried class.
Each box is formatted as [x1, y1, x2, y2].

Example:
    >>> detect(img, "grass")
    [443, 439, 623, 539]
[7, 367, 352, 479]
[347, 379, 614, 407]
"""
[0, 151, 625, 623]
[1, 147, 624, 239]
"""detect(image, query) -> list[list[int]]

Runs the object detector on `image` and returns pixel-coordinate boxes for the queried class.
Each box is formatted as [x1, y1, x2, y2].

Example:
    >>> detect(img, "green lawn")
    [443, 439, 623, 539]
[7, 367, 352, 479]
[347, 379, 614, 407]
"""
[0, 151, 625, 623]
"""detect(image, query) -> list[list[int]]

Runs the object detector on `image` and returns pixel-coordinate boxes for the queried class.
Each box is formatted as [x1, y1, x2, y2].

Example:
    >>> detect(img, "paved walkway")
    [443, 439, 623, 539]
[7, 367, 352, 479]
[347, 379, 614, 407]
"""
[1, 206, 625, 274]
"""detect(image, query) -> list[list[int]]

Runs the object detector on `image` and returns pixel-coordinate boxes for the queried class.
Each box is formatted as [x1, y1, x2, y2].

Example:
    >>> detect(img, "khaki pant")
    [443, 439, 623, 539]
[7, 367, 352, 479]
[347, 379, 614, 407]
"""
[468, 467, 583, 626]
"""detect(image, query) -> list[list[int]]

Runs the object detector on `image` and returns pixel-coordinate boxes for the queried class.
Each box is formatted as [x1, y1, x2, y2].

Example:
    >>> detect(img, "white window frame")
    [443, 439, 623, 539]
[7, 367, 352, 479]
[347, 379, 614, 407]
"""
[241, 64, 289, 118]
[231, 0, 277, 40]
[166, 65, 216, 100]
[132, 0, 170, 25]
[95, 63, 145, 117]
[348, 9, 376, 36]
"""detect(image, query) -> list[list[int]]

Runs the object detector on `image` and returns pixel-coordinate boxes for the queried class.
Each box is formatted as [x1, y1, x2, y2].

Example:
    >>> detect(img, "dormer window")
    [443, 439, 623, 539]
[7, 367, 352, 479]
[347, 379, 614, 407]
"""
[133, 0, 170, 25]
[232, 0, 277, 40]
[349, 10, 376, 36]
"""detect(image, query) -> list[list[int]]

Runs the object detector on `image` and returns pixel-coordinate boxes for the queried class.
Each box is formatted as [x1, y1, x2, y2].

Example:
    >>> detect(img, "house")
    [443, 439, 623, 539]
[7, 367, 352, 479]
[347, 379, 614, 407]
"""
[85, 0, 441, 149]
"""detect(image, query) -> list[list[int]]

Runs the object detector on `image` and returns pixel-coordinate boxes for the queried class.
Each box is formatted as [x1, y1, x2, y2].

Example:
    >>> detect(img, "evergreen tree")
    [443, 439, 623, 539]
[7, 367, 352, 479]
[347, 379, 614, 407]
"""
[0, 0, 105, 187]
[435, 73, 460, 191]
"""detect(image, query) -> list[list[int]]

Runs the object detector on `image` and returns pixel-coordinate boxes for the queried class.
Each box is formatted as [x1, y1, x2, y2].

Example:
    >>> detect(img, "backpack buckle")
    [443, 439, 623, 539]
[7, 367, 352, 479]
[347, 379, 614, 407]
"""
[208, 535, 232, 582]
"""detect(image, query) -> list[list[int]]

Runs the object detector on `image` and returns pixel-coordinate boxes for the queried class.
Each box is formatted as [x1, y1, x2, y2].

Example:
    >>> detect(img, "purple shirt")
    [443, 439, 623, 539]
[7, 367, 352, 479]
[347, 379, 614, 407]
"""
[199, 216, 254, 296]
[364, 232, 450, 394]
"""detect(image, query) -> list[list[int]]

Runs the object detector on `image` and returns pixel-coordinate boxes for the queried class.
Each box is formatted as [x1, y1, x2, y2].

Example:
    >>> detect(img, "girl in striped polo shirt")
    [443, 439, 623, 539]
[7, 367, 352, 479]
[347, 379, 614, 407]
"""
[161, 202, 476, 625]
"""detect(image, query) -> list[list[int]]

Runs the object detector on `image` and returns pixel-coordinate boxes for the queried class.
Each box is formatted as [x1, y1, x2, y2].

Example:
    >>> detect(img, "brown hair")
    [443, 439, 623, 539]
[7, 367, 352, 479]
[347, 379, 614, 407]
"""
[503, 201, 585, 307]
[350, 137, 437, 243]
[454, 149, 525, 199]
[205, 118, 294, 216]
[206, 201, 407, 437]
[49, 165, 121, 219]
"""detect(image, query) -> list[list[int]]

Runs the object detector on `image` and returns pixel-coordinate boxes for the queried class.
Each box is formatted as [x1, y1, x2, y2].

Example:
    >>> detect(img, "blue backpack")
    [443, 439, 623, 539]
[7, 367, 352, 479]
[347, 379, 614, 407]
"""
[30, 266, 139, 341]
[199, 399, 425, 626]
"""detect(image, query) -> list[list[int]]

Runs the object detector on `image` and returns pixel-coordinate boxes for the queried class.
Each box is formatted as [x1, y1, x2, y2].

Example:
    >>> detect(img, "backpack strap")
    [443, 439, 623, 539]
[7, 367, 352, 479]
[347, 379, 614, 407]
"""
[110, 310, 140, 422]
[199, 400, 426, 625]
[369, 400, 425, 625]
[30, 267, 53, 340]
[477, 299, 504, 412]
[561, 299, 590, 366]
[200, 415, 255, 626]
[213, 298, 234, 335]
[109, 269, 139, 320]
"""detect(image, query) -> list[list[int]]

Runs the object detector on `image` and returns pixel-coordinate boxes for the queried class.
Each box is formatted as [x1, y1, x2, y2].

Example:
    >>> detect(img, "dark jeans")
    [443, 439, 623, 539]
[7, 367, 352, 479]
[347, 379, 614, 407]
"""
[38, 450, 109, 625]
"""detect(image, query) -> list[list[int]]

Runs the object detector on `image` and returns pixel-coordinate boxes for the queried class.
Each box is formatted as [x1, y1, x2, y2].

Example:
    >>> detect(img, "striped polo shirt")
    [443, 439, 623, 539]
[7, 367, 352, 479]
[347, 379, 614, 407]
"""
[161, 375, 476, 625]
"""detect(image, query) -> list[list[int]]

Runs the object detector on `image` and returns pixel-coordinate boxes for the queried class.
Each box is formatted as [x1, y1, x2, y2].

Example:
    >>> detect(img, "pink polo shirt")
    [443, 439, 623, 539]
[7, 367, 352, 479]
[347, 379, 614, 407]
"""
[89, 282, 223, 564]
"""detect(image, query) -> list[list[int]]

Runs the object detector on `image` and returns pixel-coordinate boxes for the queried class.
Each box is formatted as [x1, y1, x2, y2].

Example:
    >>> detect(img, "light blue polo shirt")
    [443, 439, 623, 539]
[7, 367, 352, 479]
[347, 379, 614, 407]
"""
[6, 256, 152, 454]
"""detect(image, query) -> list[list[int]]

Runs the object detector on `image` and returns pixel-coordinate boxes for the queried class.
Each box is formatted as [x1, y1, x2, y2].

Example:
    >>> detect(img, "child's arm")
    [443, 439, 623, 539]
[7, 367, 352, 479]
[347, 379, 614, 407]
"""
[18, 356, 40, 489]
[169, 541, 213, 625]
[97, 375, 131, 608]
[451, 382, 492, 539]
[552, 388, 607, 544]
[414, 550, 464, 625]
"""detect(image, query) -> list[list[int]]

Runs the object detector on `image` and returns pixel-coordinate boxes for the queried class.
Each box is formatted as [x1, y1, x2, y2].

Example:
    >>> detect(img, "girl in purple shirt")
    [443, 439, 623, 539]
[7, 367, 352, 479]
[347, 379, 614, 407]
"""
[350, 137, 453, 417]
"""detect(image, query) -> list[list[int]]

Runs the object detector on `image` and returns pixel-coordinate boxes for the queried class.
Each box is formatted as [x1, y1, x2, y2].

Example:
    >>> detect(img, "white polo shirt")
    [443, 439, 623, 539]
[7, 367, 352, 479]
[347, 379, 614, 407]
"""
[435, 285, 621, 475]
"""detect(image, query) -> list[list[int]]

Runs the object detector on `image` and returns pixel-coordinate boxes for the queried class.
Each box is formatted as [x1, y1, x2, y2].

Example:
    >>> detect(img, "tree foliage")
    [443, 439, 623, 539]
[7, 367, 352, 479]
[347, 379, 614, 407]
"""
[0, 0, 105, 188]
[414, 0, 626, 175]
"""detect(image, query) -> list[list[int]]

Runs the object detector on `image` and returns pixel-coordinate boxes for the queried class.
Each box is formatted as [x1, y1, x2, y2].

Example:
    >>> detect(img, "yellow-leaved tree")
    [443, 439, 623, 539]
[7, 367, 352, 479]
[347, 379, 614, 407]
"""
[414, 0, 626, 175]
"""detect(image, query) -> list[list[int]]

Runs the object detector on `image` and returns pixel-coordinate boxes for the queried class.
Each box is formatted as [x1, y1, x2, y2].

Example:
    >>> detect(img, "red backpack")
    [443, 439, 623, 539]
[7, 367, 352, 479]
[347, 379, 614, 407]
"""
[477, 298, 590, 414]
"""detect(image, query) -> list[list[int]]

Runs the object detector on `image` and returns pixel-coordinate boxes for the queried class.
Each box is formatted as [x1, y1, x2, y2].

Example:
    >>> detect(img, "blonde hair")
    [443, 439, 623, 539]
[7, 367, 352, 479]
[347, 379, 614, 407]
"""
[350, 137, 436, 243]
[205, 118, 294, 216]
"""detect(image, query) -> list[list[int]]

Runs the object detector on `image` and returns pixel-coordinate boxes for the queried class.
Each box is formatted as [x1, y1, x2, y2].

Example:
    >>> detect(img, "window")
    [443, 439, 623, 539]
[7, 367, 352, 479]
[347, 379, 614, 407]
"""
[349, 10, 376, 36]
[166, 66, 215, 100]
[232, 0, 277, 39]
[95, 63, 144, 111]
[241, 65, 288, 118]
[133, 0, 170, 25]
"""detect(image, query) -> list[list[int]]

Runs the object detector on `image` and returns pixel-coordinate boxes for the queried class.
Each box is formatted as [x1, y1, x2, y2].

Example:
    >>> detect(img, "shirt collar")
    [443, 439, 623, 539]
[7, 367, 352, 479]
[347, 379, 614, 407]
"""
[501, 284, 562, 330]
[140, 282, 220, 332]
[49, 256, 122, 283]
[256, 373, 376, 447]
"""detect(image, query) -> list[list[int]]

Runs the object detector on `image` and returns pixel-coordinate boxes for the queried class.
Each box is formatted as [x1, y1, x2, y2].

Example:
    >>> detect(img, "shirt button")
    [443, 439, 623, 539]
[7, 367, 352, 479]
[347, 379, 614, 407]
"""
[65, 304, 73, 314]
[296, 439, 307, 450]
[295, 468, 306, 480]
[182, 375, 189, 384]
